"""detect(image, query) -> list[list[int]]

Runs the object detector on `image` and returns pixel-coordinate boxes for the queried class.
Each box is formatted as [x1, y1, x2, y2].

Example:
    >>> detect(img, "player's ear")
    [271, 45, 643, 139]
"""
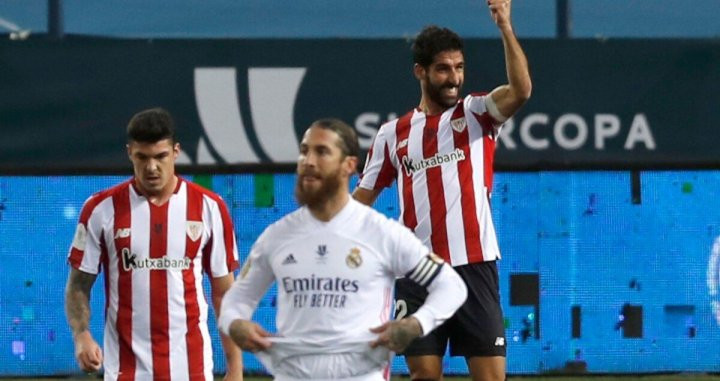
[173, 142, 181, 159]
[413, 63, 425, 80]
[344, 155, 359, 176]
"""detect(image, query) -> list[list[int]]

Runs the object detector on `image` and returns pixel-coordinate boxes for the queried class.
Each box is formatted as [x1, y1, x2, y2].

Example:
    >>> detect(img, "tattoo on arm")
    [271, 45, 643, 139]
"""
[390, 319, 421, 351]
[65, 268, 97, 337]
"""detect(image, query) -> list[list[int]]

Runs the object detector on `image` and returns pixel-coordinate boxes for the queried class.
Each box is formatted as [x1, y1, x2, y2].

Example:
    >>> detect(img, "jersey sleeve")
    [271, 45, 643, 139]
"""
[466, 92, 505, 136]
[67, 195, 107, 275]
[204, 196, 240, 278]
[218, 230, 275, 335]
[358, 125, 398, 190]
[384, 219, 430, 277]
[411, 263, 467, 336]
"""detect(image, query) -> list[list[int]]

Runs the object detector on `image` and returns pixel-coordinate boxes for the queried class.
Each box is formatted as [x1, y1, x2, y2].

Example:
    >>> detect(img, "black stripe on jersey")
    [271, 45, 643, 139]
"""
[406, 255, 443, 288]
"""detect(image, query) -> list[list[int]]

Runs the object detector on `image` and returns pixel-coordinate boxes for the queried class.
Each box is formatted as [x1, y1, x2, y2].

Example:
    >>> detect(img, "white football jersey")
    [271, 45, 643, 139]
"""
[221, 198, 440, 379]
[241, 198, 428, 341]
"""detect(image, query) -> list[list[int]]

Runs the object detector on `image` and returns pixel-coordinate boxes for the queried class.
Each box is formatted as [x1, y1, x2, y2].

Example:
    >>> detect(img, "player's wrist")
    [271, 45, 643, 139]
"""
[225, 363, 243, 378]
[401, 316, 423, 338]
[498, 22, 514, 34]
[72, 329, 92, 341]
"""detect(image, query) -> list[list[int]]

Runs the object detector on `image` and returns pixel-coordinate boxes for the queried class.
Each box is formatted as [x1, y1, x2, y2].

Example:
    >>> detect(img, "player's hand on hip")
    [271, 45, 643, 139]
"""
[369, 317, 423, 352]
[73, 330, 103, 372]
[228, 319, 272, 352]
[487, 0, 512, 28]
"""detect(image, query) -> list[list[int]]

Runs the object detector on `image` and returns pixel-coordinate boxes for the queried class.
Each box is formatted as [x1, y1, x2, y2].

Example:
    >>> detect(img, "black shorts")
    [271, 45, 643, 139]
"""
[395, 261, 506, 357]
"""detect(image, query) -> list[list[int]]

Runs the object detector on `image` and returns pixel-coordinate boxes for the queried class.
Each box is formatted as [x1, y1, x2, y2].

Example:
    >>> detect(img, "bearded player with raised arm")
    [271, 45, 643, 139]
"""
[353, 1, 532, 380]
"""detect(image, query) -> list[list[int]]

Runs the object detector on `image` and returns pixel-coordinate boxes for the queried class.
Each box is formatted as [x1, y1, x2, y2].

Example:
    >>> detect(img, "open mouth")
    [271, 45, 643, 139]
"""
[443, 86, 458, 97]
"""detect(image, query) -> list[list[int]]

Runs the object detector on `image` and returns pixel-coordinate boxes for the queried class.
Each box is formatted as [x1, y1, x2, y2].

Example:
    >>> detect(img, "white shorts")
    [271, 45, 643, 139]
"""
[273, 369, 386, 381]
[256, 336, 391, 381]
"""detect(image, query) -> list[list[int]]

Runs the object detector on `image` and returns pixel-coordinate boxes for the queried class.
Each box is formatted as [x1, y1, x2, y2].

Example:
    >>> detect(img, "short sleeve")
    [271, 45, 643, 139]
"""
[204, 196, 240, 278]
[67, 195, 107, 274]
[358, 124, 398, 190]
[218, 229, 276, 333]
[384, 219, 430, 277]
[466, 93, 505, 136]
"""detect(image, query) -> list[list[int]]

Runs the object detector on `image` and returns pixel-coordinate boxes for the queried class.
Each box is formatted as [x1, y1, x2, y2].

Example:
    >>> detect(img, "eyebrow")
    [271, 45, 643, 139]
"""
[135, 151, 170, 158]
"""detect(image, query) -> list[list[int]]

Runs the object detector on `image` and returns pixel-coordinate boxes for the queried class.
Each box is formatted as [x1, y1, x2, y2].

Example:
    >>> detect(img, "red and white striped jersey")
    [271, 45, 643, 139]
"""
[359, 93, 503, 266]
[68, 177, 239, 381]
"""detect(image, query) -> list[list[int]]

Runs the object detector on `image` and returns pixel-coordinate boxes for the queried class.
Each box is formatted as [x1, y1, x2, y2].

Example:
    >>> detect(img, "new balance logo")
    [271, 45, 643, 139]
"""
[495, 337, 505, 347]
[114, 228, 131, 239]
[282, 254, 297, 265]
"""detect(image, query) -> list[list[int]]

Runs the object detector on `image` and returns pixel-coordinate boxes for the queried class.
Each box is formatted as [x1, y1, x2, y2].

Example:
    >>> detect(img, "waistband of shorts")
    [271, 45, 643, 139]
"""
[272, 368, 384, 381]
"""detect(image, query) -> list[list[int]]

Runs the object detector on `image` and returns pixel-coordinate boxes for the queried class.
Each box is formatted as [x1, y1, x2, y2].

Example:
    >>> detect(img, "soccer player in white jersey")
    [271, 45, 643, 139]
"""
[353, 1, 532, 380]
[64, 108, 243, 380]
[218, 119, 467, 381]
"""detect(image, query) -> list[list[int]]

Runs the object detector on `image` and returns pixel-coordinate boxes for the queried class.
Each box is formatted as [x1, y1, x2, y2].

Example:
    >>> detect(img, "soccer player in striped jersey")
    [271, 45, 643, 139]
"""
[218, 119, 467, 381]
[64, 108, 243, 380]
[353, 1, 532, 380]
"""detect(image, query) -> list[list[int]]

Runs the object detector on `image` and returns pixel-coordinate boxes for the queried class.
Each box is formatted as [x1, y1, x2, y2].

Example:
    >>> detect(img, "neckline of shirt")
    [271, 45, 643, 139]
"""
[129, 176, 185, 205]
[302, 196, 358, 228]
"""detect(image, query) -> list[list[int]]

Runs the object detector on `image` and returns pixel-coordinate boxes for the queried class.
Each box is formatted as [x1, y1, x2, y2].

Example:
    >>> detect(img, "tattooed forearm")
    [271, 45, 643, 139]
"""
[389, 318, 422, 352]
[65, 268, 97, 337]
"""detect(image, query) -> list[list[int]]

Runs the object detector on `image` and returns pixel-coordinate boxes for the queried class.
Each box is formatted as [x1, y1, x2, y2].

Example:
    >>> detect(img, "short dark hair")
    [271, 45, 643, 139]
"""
[126, 107, 176, 144]
[412, 25, 464, 67]
[310, 118, 360, 158]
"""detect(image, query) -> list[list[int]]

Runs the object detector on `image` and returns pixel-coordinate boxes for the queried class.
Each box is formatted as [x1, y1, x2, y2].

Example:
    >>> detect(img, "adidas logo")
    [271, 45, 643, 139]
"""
[282, 254, 297, 265]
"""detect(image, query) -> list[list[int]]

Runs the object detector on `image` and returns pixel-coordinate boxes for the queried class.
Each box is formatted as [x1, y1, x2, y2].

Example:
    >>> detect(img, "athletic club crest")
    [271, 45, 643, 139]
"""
[450, 117, 467, 133]
[346, 247, 363, 269]
[186, 221, 203, 242]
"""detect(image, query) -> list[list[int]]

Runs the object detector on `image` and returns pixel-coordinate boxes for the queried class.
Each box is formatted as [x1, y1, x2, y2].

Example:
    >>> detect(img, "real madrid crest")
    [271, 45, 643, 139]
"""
[346, 247, 363, 269]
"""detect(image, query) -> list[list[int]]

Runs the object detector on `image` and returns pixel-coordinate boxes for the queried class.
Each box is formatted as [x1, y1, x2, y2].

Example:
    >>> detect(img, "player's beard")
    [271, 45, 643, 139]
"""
[425, 76, 461, 109]
[295, 167, 342, 208]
